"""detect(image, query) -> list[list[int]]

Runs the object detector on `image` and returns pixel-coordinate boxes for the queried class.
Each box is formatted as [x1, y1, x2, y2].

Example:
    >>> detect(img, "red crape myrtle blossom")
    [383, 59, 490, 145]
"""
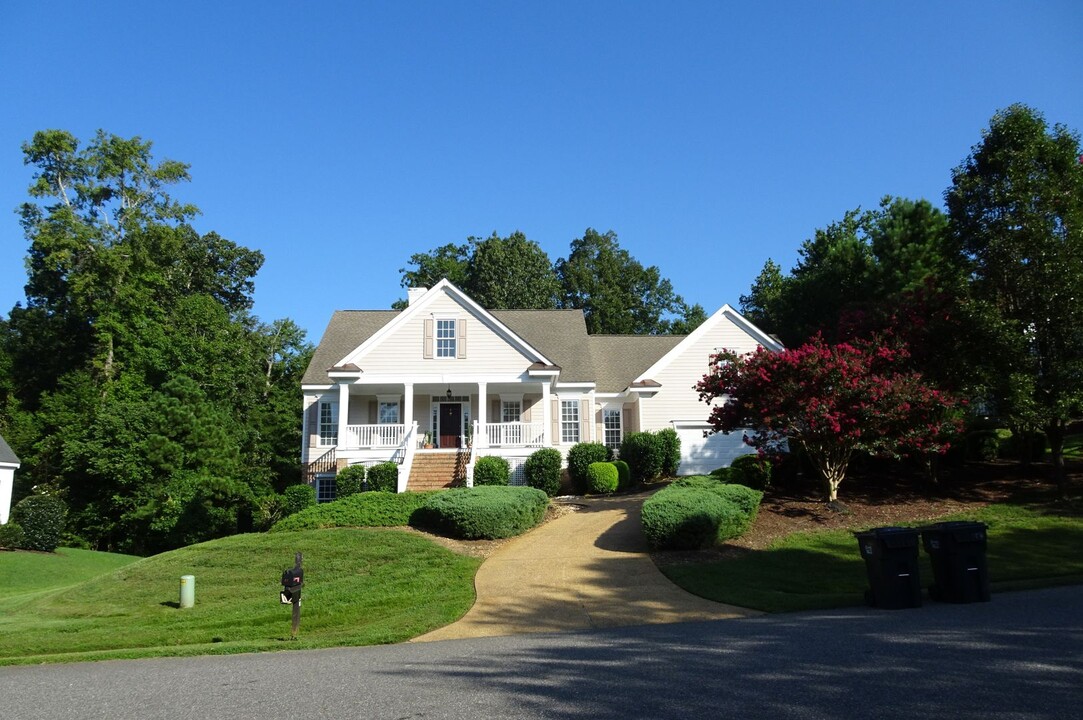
[696, 335, 962, 502]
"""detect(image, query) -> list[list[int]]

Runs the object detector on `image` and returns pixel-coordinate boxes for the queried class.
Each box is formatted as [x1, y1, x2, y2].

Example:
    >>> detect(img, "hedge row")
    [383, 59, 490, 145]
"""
[271, 491, 436, 531]
[641, 477, 762, 550]
[411, 486, 549, 539]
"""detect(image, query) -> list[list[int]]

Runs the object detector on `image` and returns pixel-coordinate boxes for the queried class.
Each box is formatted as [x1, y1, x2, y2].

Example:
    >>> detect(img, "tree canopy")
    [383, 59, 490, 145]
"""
[1, 130, 311, 553]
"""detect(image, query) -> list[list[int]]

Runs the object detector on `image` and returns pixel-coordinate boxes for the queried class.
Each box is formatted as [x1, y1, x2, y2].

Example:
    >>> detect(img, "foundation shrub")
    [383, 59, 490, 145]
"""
[657, 428, 681, 476]
[612, 460, 632, 490]
[586, 462, 619, 494]
[729, 454, 773, 490]
[524, 447, 563, 497]
[473, 456, 511, 486]
[412, 486, 549, 539]
[336, 465, 367, 497]
[620, 432, 665, 483]
[567, 443, 611, 492]
[0, 521, 26, 549]
[367, 461, 399, 492]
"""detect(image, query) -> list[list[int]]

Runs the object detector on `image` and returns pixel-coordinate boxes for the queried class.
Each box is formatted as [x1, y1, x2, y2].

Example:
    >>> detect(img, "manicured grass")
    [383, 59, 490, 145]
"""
[1064, 433, 1083, 461]
[661, 504, 1083, 613]
[0, 547, 141, 603]
[0, 528, 480, 665]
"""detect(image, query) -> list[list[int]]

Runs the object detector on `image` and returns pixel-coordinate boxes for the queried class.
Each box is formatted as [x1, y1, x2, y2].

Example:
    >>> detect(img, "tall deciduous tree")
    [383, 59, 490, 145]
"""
[2, 130, 310, 551]
[466, 231, 560, 309]
[945, 104, 1083, 493]
[697, 337, 961, 502]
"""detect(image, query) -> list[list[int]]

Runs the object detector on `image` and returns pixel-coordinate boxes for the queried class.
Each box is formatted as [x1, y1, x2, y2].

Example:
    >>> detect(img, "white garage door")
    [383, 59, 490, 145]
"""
[673, 422, 756, 476]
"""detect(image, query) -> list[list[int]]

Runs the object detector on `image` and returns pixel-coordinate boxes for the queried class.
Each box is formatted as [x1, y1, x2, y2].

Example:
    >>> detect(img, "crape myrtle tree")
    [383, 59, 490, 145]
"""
[697, 336, 961, 502]
[1, 130, 311, 552]
[946, 104, 1083, 495]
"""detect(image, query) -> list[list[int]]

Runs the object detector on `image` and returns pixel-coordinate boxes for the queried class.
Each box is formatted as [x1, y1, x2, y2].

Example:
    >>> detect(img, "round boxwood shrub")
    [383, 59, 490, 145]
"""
[336, 464, 367, 497]
[586, 462, 619, 494]
[282, 484, 317, 516]
[0, 521, 26, 550]
[709, 466, 735, 483]
[367, 461, 399, 492]
[641, 488, 738, 550]
[657, 427, 681, 477]
[473, 456, 511, 486]
[524, 447, 563, 497]
[729, 454, 772, 490]
[612, 460, 632, 490]
[567, 442, 611, 492]
[11, 494, 67, 552]
[413, 486, 549, 539]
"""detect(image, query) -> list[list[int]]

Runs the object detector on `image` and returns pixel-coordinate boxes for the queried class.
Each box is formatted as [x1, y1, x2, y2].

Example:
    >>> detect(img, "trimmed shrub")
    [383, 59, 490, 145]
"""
[709, 466, 735, 483]
[412, 486, 549, 539]
[282, 484, 317, 516]
[367, 461, 399, 492]
[336, 465, 367, 497]
[612, 460, 632, 490]
[524, 447, 563, 497]
[11, 495, 67, 552]
[729, 453, 772, 490]
[567, 442, 611, 492]
[967, 430, 1000, 461]
[586, 462, 619, 494]
[621, 432, 665, 483]
[272, 491, 435, 531]
[0, 521, 26, 550]
[641, 479, 763, 550]
[473, 456, 511, 486]
[657, 427, 681, 477]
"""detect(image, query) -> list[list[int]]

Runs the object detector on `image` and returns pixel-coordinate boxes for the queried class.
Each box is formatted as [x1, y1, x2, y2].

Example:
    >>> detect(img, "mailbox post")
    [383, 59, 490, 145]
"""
[281, 551, 303, 638]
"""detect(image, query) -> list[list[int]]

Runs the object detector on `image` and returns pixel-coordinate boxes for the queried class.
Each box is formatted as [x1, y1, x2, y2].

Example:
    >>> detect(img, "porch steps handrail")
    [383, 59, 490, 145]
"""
[304, 446, 337, 485]
[397, 421, 419, 492]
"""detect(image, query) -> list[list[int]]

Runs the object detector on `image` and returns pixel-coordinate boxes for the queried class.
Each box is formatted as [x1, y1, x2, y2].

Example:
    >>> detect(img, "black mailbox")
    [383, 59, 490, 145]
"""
[280, 567, 304, 605]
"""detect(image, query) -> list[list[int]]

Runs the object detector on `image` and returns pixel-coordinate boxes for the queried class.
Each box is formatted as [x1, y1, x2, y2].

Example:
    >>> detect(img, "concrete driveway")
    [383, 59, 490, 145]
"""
[415, 490, 758, 641]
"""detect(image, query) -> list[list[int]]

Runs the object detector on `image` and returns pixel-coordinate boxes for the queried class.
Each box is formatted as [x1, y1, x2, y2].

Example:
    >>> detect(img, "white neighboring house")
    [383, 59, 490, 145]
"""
[0, 434, 20, 525]
[300, 279, 782, 499]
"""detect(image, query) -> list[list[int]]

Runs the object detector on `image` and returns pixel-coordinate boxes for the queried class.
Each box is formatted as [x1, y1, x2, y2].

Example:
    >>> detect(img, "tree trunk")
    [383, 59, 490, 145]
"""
[808, 447, 851, 503]
[1046, 419, 1067, 500]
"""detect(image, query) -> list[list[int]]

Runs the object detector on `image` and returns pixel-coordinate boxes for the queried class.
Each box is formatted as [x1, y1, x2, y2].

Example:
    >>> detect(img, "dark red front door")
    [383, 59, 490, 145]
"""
[439, 403, 461, 448]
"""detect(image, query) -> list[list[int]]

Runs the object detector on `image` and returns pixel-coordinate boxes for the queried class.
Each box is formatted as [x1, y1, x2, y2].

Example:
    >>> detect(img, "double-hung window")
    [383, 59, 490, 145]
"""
[560, 400, 580, 444]
[318, 401, 338, 446]
[502, 400, 522, 423]
[378, 401, 400, 424]
[436, 319, 456, 358]
[603, 408, 622, 449]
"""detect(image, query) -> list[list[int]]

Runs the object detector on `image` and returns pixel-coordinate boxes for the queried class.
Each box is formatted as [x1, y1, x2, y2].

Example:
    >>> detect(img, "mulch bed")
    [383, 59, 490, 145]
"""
[653, 460, 1082, 567]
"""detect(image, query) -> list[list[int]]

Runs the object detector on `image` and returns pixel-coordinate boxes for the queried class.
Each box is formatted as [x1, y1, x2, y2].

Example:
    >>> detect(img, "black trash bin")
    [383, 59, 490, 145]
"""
[921, 521, 990, 603]
[855, 527, 922, 609]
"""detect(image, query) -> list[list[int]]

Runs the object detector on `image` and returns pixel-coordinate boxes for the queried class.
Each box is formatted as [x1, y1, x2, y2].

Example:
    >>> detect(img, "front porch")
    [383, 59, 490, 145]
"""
[337, 421, 547, 452]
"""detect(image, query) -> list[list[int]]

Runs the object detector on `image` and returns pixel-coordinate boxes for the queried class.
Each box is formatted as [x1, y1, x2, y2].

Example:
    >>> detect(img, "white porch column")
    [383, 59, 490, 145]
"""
[337, 382, 349, 449]
[477, 381, 487, 447]
[403, 382, 414, 437]
[541, 380, 551, 446]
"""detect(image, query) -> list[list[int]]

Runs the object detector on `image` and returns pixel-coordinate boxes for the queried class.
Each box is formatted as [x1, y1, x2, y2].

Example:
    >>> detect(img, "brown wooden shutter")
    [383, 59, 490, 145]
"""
[551, 396, 560, 443]
[423, 318, 434, 359]
[491, 398, 500, 422]
[457, 318, 467, 358]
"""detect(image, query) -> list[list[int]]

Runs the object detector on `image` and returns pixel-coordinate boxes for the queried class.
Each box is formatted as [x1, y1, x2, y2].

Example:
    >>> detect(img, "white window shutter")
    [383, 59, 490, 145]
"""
[423, 318, 434, 359]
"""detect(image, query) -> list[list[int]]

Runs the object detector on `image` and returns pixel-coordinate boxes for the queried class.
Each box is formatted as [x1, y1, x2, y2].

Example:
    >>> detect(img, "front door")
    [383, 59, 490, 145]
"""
[439, 403, 462, 448]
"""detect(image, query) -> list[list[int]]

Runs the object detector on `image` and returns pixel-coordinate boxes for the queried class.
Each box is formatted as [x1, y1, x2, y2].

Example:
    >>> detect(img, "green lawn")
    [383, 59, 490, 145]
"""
[662, 504, 1083, 613]
[0, 528, 479, 665]
[1064, 433, 1083, 461]
[0, 547, 141, 604]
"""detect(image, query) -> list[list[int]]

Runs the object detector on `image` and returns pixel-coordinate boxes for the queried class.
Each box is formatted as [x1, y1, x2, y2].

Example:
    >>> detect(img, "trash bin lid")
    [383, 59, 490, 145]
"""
[872, 526, 920, 548]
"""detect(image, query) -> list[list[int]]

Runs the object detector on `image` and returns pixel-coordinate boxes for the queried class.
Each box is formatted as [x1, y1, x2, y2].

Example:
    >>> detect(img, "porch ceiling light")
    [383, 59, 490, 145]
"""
[446, 386, 452, 399]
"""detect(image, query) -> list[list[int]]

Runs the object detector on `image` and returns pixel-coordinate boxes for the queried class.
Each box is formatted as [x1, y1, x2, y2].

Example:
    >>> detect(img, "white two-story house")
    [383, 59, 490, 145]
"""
[300, 279, 782, 498]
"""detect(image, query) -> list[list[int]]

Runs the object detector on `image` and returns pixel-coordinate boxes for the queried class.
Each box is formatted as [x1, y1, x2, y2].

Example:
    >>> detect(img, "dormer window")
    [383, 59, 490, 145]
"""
[424, 317, 467, 359]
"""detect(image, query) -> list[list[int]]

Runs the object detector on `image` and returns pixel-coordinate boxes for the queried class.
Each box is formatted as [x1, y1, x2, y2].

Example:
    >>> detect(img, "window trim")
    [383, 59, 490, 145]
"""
[435, 317, 457, 358]
[603, 407, 622, 449]
[560, 399, 580, 444]
[318, 400, 338, 447]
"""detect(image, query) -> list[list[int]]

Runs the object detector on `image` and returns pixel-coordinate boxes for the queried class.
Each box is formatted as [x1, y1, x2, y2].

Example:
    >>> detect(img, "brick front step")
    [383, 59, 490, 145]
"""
[407, 451, 468, 491]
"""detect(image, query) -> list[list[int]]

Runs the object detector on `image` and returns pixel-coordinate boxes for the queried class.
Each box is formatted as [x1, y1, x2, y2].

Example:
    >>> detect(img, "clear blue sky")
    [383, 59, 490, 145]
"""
[2, 2, 1080, 342]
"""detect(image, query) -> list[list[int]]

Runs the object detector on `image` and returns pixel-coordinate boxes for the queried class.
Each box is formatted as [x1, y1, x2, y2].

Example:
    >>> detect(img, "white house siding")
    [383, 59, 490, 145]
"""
[674, 424, 755, 475]
[638, 314, 761, 431]
[352, 294, 536, 376]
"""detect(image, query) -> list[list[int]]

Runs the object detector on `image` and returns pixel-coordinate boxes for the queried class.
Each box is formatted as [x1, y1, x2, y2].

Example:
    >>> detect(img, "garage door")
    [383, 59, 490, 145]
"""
[673, 422, 756, 476]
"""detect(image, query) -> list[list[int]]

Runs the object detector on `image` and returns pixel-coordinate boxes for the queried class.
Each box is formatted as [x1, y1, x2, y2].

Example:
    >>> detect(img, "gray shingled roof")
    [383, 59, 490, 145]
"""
[301, 310, 399, 384]
[302, 305, 683, 392]
[0, 434, 19, 465]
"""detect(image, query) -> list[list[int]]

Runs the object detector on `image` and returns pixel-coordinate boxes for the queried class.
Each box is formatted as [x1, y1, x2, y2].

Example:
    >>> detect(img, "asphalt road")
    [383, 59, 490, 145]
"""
[3, 586, 1080, 720]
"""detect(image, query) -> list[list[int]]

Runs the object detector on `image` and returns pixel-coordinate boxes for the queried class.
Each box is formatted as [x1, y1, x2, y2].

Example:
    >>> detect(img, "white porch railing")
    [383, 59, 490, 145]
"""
[482, 422, 545, 448]
[344, 424, 406, 449]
